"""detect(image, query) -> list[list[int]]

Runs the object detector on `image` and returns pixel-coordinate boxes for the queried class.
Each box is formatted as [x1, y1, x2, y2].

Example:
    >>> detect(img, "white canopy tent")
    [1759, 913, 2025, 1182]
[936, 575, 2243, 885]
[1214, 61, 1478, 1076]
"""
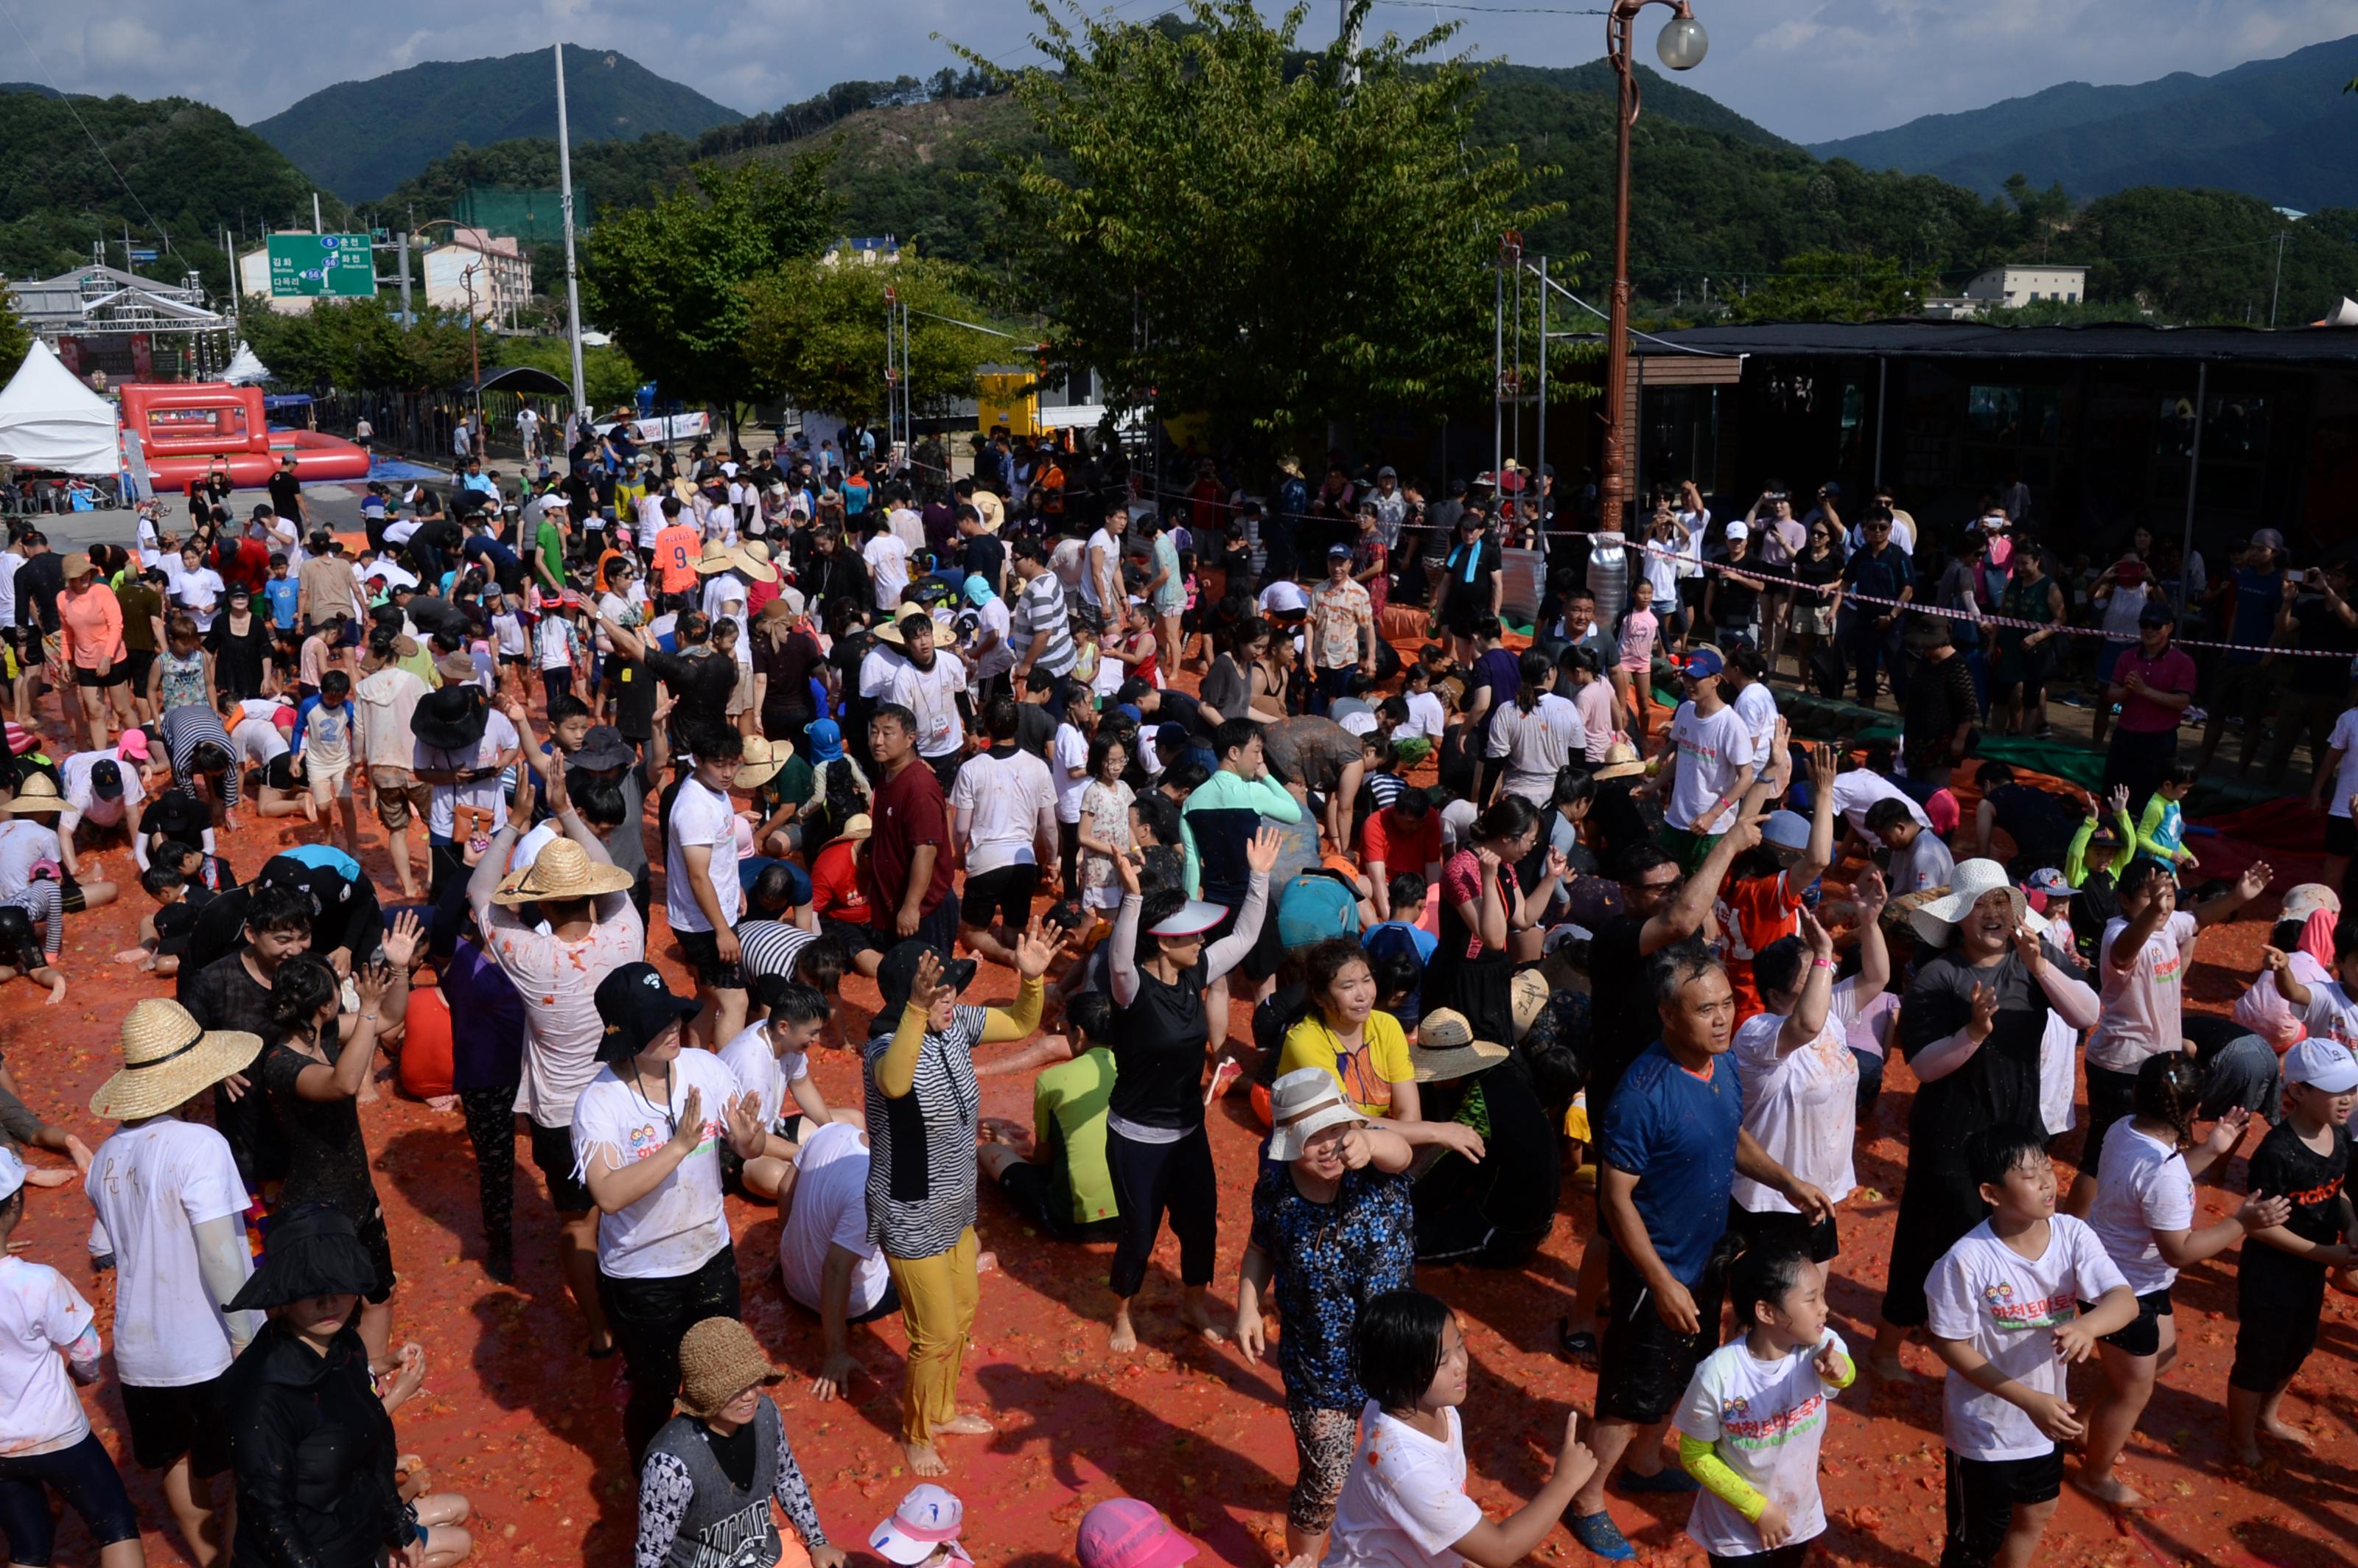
[0, 340, 119, 475]
[223, 341, 272, 385]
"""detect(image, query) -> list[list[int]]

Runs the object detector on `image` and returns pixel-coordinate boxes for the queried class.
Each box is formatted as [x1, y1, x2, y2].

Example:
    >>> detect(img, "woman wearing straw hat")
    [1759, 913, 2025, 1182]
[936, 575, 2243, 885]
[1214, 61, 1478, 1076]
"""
[1867, 858, 2100, 1383]
[1236, 1068, 1416, 1568]
[84, 998, 265, 1565]
[221, 1205, 472, 1568]
[634, 1317, 844, 1568]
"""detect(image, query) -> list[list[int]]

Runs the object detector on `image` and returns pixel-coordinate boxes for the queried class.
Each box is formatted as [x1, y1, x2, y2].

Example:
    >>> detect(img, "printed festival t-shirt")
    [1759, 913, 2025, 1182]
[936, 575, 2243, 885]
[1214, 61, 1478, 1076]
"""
[1925, 1215, 2128, 1460]
[1665, 701, 1754, 835]
[2087, 911, 2199, 1074]
[774, 1121, 891, 1320]
[1673, 1329, 1851, 1559]
[570, 1046, 738, 1280]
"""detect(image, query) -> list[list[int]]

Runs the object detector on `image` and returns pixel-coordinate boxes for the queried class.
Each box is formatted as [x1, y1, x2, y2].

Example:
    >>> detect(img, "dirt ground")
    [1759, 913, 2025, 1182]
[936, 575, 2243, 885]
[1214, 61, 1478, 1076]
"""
[7, 640, 2358, 1568]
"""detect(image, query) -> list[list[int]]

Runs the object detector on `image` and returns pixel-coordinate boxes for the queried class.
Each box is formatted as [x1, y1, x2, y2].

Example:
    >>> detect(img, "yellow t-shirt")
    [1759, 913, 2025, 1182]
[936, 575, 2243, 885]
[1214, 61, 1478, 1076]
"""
[1278, 1009, 1414, 1118]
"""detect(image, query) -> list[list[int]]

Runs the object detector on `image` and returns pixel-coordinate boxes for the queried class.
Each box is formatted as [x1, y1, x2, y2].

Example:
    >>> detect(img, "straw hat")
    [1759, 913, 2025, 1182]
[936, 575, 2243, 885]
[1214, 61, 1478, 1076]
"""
[694, 539, 739, 575]
[60, 552, 94, 580]
[674, 1317, 783, 1418]
[1410, 1008, 1510, 1083]
[839, 812, 873, 841]
[491, 838, 634, 906]
[734, 541, 780, 584]
[4, 774, 69, 815]
[1906, 858, 2044, 948]
[870, 618, 905, 646]
[1592, 741, 1647, 782]
[89, 998, 262, 1121]
[735, 735, 791, 792]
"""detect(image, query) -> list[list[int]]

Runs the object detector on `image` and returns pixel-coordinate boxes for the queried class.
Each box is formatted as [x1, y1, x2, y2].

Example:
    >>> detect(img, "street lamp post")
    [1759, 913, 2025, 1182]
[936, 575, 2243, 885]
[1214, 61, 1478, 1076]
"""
[1598, 1, 1707, 532]
[461, 262, 484, 440]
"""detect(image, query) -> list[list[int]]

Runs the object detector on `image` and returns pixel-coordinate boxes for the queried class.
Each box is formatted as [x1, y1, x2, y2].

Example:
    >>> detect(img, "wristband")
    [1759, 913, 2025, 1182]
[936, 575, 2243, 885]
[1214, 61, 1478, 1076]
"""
[1812, 958, 1836, 970]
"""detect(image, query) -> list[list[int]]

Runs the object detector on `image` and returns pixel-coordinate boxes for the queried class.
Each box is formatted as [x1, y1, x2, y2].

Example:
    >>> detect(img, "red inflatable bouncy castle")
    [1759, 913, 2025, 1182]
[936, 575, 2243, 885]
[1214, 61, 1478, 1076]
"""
[119, 382, 371, 491]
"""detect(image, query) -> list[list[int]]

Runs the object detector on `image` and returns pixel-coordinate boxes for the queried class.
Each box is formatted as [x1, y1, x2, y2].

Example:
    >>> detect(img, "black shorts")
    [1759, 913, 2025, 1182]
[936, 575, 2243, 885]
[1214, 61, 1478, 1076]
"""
[1596, 1241, 1725, 1425]
[997, 1158, 1124, 1244]
[2078, 1063, 2141, 1180]
[676, 925, 746, 992]
[1726, 1201, 1839, 1264]
[963, 862, 1040, 931]
[1943, 1446, 2062, 1568]
[529, 1117, 593, 1214]
[2085, 1286, 2172, 1357]
[123, 648, 155, 693]
[355, 1205, 397, 1304]
[2231, 1250, 2326, 1391]
[120, 1374, 234, 1474]
[55, 873, 84, 915]
[257, 753, 301, 793]
[71, 664, 127, 688]
[2329, 815, 2357, 858]
[819, 916, 880, 956]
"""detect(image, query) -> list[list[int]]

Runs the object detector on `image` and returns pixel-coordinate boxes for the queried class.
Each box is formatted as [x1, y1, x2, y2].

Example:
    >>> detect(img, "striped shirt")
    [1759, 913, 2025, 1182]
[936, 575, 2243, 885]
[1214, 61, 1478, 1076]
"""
[1010, 570, 1077, 679]
[861, 1004, 985, 1260]
[735, 920, 815, 987]
[159, 704, 239, 806]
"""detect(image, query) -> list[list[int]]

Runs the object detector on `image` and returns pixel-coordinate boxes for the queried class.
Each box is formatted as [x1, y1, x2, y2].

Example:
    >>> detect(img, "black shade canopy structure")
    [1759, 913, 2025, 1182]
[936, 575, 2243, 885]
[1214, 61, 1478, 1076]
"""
[1636, 318, 2358, 365]
[458, 365, 571, 397]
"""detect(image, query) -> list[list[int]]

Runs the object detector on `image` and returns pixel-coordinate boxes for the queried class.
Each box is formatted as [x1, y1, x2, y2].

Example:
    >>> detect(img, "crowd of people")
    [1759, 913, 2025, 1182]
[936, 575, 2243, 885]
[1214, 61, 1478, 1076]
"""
[0, 422, 2351, 1568]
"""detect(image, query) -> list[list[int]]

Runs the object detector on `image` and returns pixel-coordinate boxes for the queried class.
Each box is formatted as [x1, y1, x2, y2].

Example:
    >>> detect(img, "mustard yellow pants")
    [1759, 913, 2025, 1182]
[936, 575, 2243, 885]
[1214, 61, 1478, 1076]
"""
[885, 1227, 979, 1446]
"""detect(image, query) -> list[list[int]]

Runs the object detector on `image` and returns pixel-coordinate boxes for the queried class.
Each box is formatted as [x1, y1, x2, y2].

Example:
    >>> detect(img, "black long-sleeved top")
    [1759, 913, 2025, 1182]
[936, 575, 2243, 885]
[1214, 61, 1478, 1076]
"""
[225, 1322, 415, 1568]
[15, 551, 63, 634]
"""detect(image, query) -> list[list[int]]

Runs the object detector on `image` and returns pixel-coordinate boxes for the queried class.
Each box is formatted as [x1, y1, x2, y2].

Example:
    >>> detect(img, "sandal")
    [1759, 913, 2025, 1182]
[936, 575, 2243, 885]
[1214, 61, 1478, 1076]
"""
[1565, 1511, 1635, 1562]
[1556, 1317, 1599, 1364]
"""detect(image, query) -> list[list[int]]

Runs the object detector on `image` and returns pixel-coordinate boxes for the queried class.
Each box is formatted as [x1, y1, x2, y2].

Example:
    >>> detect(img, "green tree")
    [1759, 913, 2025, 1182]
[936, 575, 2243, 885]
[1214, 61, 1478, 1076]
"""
[962, 0, 1555, 439]
[0, 290, 29, 382]
[238, 296, 479, 391]
[741, 257, 1005, 426]
[1727, 248, 1943, 322]
[489, 335, 645, 410]
[581, 155, 842, 426]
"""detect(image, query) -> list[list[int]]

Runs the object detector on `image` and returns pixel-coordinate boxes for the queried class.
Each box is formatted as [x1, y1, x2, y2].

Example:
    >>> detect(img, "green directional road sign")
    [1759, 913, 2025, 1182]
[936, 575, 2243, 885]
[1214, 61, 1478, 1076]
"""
[267, 234, 377, 298]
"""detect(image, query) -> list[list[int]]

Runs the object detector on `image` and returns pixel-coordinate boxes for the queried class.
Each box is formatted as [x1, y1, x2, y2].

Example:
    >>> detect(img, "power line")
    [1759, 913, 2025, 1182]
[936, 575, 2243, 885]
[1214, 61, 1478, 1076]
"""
[0, 0, 173, 256]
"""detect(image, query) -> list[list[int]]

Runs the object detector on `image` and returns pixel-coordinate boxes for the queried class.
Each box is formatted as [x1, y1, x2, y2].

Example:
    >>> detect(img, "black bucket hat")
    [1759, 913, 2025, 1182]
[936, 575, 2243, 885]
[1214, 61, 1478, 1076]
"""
[225, 1204, 377, 1312]
[410, 685, 489, 752]
[593, 962, 702, 1063]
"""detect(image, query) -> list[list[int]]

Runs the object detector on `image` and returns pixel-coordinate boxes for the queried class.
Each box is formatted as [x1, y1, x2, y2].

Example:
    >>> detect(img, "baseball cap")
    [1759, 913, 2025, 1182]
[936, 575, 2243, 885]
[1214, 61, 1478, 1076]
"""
[0, 1147, 23, 1204]
[1326, 543, 1352, 558]
[2250, 528, 2287, 553]
[2138, 603, 2175, 629]
[2024, 868, 2074, 898]
[1722, 520, 1749, 542]
[1079, 1499, 1198, 1568]
[2284, 1037, 2358, 1094]
[1680, 647, 1725, 680]
[91, 760, 123, 800]
[591, 962, 702, 1063]
[872, 1485, 970, 1566]
[1758, 810, 1810, 851]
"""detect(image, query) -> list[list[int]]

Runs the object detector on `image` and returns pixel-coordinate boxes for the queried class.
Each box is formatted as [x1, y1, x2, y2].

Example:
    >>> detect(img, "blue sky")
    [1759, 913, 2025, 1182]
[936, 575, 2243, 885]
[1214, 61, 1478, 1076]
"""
[7, 1, 2352, 143]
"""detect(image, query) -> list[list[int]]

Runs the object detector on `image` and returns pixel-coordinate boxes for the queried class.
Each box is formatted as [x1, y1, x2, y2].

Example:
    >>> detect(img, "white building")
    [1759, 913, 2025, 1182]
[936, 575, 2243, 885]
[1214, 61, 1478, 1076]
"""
[238, 243, 313, 316]
[820, 236, 901, 267]
[422, 228, 533, 324]
[1925, 264, 2089, 318]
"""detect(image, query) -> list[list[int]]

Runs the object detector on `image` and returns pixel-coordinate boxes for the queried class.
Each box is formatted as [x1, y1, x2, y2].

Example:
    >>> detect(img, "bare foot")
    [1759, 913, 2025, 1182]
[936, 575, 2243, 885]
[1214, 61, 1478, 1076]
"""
[301, 794, 318, 824]
[2259, 1417, 2315, 1451]
[1110, 1313, 1138, 1354]
[976, 1251, 998, 1275]
[901, 1440, 948, 1477]
[2072, 1472, 2147, 1511]
[1181, 1299, 1229, 1344]
[933, 1413, 993, 1437]
[2228, 1444, 2266, 1470]
[113, 945, 150, 964]
[24, 1167, 72, 1188]
[1868, 1352, 1917, 1385]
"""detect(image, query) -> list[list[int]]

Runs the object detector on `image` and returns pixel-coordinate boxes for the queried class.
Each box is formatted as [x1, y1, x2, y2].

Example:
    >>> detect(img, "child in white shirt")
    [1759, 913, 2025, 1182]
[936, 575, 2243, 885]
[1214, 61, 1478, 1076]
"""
[1925, 1127, 2135, 1568]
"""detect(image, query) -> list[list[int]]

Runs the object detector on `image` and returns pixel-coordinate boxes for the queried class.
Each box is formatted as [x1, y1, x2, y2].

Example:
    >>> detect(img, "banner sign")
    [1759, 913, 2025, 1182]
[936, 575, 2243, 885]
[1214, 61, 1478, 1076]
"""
[595, 412, 711, 442]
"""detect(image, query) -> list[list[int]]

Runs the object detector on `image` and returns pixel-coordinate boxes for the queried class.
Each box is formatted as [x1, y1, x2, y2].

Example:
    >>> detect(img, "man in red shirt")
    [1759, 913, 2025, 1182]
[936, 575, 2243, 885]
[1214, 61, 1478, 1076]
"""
[861, 703, 959, 953]
[2103, 602, 2197, 816]
[1361, 791, 1442, 920]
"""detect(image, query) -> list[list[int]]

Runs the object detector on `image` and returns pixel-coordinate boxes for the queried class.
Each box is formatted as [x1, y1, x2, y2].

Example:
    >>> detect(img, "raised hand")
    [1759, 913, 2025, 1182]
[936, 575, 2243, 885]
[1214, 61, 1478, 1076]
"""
[354, 959, 392, 1009]
[1799, 906, 1833, 962]
[669, 1085, 706, 1155]
[1338, 1128, 1373, 1169]
[724, 1090, 765, 1152]
[381, 911, 423, 970]
[1851, 865, 1889, 917]
[911, 949, 943, 1001]
[1011, 915, 1059, 980]
[1113, 846, 1142, 897]
[1244, 823, 1284, 877]
[2260, 945, 2292, 976]
[2013, 920, 2046, 975]
[2237, 859, 2273, 901]
[1964, 981, 1998, 1043]
[1808, 742, 1839, 794]
[1811, 1338, 1851, 1385]
[2107, 784, 2130, 818]
[2205, 1107, 2254, 1155]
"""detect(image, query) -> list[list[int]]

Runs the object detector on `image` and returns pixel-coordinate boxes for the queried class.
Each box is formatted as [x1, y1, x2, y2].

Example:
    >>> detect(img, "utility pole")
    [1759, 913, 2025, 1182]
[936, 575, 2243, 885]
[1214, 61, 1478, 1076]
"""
[396, 228, 412, 326]
[312, 192, 323, 236]
[2270, 230, 2288, 329]
[1339, 0, 1362, 91]
[554, 43, 590, 425]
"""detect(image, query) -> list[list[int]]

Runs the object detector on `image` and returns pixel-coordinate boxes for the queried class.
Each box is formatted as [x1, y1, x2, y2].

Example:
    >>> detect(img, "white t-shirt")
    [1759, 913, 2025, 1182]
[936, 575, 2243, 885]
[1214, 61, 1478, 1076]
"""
[1828, 771, 1929, 839]
[416, 709, 519, 839]
[0, 819, 61, 897]
[973, 596, 1015, 680]
[2296, 978, 2358, 1052]
[889, 652, 970, 759]
[491, 609, 529, 657]
[1674, 1329, 1851, 1558]
[1404, 690, 1446, 743]
[534, 614, 577, 673]
[776, 1121, 892, 1320]
[177, 568, 225, 631]
[1889, 827, 1956, 897]
[570, 1047, 738, 1279]
[1324, 1403, 1486, 1568]
[699, 572, 749, 625]
[1484, 695, 1584, 808]
[1081, 528, 1122, 611]
[2086, 1124, 2195, 1296]
[858, 645, 906, 701]
[2038, 1007, 2079, 1136]
[2086, 912, 2198, 1074]
[1925, 1217, 2128, 1460]
[862, 533, 910, 611]
[1729, 679, 1778, 763]
[665, 776, 741, 934]
[2328, 709, 2358, 818]
[1729, 980, 1867, 1213]
[0, 1256, 95, 1455]
[232, 713, 290, 768]
[718, 1021, 810, 1130]
[1052, 722, 1091, 824]
[83, 1117, 251, 1386]
[1665, 701, 1754, 834]
[952, 747, 1056, 875]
